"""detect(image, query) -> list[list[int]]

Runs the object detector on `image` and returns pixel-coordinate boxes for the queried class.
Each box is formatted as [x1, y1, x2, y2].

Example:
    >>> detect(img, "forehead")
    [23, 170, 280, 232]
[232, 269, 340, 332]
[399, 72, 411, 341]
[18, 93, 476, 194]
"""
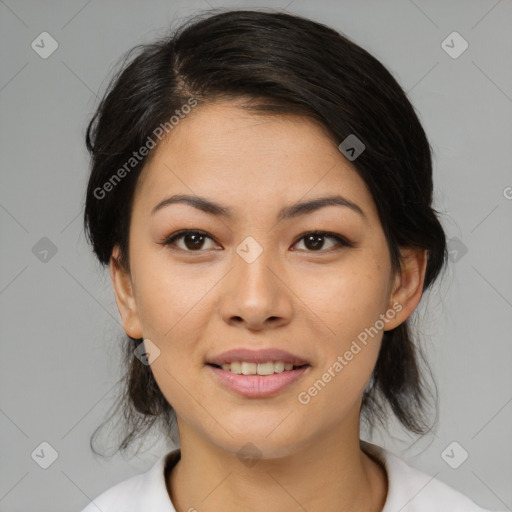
[133, 101, 377, 221]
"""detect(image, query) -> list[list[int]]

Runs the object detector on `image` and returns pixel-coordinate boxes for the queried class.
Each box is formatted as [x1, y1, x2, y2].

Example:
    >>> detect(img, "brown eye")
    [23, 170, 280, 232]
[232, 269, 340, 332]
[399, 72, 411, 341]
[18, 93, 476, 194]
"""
[162, 230, 219, 251]
[292, 231, 352, 252]
[161, 229, 351, 253]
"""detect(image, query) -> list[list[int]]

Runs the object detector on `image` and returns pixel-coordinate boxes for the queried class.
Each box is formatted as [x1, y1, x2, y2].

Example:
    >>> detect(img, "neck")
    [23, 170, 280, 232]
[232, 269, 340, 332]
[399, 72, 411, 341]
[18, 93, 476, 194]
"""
[168, 418, 387, 512]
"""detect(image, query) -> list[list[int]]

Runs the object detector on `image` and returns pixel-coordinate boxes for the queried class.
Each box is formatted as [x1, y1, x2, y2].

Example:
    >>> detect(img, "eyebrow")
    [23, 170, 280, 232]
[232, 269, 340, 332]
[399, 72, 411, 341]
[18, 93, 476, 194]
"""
[151, 193, 365, 220]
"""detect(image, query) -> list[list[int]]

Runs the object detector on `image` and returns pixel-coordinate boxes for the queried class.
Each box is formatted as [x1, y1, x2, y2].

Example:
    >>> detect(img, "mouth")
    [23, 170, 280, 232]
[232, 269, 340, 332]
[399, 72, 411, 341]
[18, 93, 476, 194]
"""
[205, 361, 311, 398]
[206, 361, 310, 376]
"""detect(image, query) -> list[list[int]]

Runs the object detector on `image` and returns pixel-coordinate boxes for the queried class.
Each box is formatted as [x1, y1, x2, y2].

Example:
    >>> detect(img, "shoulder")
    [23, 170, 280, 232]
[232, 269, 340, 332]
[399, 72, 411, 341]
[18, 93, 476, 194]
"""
[361, 441, 503, 512]
[80, 449, 180, 512]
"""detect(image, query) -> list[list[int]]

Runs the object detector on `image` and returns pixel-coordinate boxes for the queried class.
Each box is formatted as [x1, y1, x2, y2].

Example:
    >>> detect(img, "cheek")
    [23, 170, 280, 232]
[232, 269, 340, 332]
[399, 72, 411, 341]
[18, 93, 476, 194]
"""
[294, 253, 391, 345]
[132, 251, 217, 341]
[130, 253, 222, 400]
[295, 272, 387, 423]
[292, 247, 391, 403]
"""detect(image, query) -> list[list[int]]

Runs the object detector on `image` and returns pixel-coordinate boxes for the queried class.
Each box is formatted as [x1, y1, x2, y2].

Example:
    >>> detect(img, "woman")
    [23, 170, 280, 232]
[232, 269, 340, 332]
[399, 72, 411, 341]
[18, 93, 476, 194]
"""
[81, 9, 503, 512]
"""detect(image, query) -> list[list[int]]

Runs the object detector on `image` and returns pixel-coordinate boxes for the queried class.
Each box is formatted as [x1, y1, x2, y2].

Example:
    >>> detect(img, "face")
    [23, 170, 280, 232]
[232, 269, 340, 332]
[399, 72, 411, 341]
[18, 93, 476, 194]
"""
[111, 100, 426, 459]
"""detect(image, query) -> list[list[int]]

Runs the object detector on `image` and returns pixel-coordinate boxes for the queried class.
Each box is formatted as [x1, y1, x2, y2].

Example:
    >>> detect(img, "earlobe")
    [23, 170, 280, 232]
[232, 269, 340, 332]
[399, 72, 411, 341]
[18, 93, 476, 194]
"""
[384, 247, 428, 331]
[110, 246, 143, 339]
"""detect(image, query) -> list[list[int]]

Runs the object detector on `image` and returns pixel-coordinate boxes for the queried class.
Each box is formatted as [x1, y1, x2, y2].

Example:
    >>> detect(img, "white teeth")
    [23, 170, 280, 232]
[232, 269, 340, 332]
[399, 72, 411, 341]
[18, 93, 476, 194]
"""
[257, 362, 275, 375]
[241, 362, 257, 375]
[274, 361, 285, 373]
[216, 361, 303, 375]
[230, 361, 242, 374]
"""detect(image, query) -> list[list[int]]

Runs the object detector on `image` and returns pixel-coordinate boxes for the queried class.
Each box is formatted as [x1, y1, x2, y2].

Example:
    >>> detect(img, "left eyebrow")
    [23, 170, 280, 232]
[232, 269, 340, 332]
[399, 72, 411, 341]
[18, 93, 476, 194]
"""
[150, 194, 365, 220]
[276, 195, 365, 221]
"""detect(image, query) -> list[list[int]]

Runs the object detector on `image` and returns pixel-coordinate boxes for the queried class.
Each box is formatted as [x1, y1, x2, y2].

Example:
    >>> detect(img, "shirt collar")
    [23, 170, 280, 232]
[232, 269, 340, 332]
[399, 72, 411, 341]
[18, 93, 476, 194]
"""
[145, 441, 429, 512]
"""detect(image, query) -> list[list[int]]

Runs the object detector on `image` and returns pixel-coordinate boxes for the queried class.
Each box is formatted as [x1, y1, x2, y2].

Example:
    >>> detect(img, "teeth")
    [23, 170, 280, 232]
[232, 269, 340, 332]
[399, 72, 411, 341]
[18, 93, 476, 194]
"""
[274, 361, 285, 373]
[229, 362, 242, 374]
[257, 362, 275, 375]
[217, 361, 302, 375]
[241, 362, 256, 375]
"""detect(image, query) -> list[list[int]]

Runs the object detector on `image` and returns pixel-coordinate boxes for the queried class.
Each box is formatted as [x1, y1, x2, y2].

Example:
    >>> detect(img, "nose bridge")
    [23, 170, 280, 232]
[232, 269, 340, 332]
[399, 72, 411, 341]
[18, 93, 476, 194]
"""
[234, 234, 279, 301]
[220, 234, 293, 328]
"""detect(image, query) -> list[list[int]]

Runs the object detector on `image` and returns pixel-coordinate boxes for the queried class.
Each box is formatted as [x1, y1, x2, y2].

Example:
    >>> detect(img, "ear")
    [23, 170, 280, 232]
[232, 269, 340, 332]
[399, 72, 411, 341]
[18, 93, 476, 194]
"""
[384, 246, 428, 331]
[110, 246, 143, 339]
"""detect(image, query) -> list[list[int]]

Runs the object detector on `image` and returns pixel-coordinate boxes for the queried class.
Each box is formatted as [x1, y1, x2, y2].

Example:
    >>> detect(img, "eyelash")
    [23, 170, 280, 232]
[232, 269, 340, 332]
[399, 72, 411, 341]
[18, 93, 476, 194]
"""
[160, 229, 354, 253]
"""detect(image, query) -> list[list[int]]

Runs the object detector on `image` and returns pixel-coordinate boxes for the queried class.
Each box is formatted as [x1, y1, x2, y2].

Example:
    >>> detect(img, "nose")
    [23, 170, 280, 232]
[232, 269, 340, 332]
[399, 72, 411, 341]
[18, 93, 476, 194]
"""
[219, 245, 294, 331]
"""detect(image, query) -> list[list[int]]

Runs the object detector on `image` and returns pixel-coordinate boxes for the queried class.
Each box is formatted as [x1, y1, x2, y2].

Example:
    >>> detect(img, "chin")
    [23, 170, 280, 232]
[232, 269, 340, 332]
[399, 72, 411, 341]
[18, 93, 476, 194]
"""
[204, 417, 313, 461]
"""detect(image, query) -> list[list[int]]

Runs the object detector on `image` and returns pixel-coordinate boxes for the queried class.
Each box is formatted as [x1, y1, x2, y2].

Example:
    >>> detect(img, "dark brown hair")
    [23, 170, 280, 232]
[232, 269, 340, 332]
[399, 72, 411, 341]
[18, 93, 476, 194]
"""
[84, 9, 447, 455]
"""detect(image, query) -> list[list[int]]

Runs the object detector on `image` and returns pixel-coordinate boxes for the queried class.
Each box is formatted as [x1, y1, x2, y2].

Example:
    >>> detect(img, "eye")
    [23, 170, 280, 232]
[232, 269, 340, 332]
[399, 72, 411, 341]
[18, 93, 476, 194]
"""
[160, 229, 220, 252]
[291, 231, 352, 252]
[161, 229, 354, 252]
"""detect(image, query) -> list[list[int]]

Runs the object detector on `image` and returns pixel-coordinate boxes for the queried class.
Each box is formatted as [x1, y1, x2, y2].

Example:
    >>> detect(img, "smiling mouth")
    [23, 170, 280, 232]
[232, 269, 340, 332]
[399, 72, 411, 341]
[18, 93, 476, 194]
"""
[207, 361, 310, 376]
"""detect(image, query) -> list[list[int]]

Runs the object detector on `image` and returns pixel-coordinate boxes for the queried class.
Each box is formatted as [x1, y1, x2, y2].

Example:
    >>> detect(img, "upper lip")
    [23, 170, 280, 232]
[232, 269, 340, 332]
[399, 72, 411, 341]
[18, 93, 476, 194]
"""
[206, 348, 309, 366]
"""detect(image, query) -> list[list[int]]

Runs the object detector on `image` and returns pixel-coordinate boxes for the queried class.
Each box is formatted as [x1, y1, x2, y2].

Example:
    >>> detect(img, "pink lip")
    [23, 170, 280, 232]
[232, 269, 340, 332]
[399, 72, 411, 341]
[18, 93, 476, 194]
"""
[206, 364, 310, 398]
[206, 348, 309, 366]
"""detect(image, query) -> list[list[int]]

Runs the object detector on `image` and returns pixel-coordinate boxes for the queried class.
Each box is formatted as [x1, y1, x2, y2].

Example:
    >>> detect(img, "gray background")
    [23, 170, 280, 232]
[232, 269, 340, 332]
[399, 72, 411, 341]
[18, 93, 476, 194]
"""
[1, 0, 511, 511]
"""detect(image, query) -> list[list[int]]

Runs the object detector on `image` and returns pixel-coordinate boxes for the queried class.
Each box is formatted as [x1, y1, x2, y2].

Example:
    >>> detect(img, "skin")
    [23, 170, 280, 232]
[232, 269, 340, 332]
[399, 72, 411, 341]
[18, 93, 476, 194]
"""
[110, 99, 427, 512]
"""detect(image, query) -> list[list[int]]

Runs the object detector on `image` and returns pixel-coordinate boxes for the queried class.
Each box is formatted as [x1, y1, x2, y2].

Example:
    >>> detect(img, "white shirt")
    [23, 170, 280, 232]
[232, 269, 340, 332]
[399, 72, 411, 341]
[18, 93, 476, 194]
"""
[81, 441, 503, 511]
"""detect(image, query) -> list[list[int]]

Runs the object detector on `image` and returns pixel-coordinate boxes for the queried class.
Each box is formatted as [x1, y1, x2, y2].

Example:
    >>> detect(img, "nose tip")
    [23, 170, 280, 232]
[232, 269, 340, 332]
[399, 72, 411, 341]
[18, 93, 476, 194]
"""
[220, 253, 294, 331]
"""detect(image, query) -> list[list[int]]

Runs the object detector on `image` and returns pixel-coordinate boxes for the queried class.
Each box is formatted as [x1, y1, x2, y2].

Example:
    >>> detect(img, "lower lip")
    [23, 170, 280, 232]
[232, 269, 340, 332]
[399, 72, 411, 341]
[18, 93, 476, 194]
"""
[206, 364, 310, 398]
